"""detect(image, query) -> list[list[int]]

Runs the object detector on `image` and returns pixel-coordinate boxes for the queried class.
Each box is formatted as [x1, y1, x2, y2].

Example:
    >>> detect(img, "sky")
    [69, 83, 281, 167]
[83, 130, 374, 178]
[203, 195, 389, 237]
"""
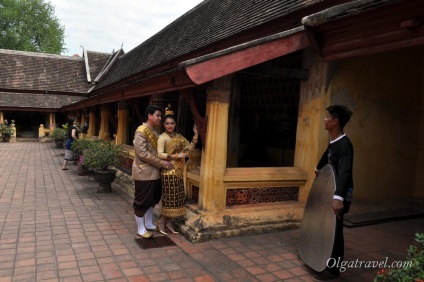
[48, 0, 204, 56]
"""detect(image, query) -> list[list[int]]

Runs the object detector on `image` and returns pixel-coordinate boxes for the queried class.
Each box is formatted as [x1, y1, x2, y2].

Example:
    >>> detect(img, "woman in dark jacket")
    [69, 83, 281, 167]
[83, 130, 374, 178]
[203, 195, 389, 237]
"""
[62, 117, 79, 170]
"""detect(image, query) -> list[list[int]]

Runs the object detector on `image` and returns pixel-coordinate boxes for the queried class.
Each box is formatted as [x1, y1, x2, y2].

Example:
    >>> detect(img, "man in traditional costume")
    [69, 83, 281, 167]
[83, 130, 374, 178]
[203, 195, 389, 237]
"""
[132, 105, 173, 238]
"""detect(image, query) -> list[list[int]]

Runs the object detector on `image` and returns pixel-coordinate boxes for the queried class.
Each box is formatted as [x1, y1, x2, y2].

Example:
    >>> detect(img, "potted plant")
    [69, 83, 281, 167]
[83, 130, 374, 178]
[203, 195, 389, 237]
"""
[71, 139, 94, 176]
[50, 127, 67, 148]
[374, 233, 424, 281]
[82, 139, 124, 193]
[0, 121, 15, 142]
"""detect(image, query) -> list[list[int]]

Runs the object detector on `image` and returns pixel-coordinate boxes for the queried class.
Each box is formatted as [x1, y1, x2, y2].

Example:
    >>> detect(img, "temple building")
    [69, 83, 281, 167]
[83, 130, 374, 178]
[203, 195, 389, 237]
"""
[0, 0, 423, 242]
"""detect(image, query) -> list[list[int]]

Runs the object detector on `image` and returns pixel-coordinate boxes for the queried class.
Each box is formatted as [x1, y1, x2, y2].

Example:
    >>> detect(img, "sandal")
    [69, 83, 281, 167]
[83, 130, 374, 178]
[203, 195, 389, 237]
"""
[155, 221, 167, 235]
[166, 221, 178, 234]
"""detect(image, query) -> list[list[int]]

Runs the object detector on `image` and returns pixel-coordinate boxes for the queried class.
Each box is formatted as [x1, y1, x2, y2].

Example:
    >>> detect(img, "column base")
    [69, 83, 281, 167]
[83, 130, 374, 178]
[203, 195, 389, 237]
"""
[176, 202, 304, 243]
[112, 170, 305, 242]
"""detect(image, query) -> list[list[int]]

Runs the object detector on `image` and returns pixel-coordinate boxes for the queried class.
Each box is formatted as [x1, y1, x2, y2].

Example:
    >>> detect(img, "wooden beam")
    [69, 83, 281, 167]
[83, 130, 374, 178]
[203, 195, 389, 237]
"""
[181, 29, 310, 85]
[304, 0, 424, 61]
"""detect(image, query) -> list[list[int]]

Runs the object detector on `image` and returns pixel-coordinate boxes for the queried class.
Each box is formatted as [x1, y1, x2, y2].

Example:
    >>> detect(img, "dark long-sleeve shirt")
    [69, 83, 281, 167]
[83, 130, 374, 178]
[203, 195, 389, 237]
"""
[316, 134, 353, 201]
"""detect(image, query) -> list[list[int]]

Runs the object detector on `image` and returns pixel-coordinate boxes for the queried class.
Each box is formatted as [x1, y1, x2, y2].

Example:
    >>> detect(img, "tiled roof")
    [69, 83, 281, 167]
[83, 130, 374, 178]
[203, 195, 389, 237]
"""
[95, 0, 324, 90]
[302, 0, 396, 27]
[85, 50, 114, 83]
[0, 92, 85, 109]
[0, 49, 114, 109]
[0, 49, 92, 94]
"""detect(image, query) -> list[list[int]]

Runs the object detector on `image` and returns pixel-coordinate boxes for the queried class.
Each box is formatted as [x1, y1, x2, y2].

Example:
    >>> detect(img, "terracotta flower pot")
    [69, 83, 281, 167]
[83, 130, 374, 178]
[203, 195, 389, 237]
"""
[2, 135, 11, 142]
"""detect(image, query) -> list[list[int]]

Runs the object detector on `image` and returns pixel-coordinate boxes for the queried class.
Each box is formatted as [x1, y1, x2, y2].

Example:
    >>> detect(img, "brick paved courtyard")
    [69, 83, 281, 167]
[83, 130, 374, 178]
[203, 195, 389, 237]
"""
[0, 142, 422, 281]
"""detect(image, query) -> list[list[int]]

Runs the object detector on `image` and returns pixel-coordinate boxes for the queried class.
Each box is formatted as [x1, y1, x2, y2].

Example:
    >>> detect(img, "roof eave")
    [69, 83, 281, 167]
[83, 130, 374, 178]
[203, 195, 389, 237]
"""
[0, 106, 62, 112]
[61, 69, 195, 111]
[179, 27, 310, 85]
[302, 0, 424, 61]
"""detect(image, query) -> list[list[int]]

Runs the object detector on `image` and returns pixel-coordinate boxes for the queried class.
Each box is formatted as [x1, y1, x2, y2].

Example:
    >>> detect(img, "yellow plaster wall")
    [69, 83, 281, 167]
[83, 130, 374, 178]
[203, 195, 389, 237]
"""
[327, 47, 424, 200]
[295, 49, 330, 203]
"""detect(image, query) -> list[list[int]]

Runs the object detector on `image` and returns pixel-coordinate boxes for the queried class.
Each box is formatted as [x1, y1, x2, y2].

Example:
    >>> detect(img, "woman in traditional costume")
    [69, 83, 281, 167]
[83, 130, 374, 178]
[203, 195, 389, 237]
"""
[156, 105, 198, 234]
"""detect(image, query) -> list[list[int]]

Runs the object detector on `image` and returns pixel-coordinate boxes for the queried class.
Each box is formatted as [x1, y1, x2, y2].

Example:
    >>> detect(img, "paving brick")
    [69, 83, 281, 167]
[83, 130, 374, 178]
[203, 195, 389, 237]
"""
[245, 266, 267, 275]
[122, 267, 144, 276]
[101, 268, 124, 280]
[81, 272, 104, 282]
[0, 269, 13, 277]
[58, 261, 79, 270]
[37, 270, 58, 280]
[127, 275, 150, 282]
[256, 273, 280, 282]
[193, 274, 218, 282]
[37, 263, 58, 272]
[236, 259, 256, 268]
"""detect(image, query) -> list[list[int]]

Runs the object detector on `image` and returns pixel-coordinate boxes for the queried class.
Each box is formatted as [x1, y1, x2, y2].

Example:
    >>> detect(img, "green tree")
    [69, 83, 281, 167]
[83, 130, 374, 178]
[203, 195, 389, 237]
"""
[0, 0, 66, 54]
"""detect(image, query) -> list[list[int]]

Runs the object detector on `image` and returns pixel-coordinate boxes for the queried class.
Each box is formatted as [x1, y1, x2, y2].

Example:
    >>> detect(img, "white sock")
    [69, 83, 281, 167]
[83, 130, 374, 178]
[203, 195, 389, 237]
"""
[144, 207, 156, 229]
[135, 215, 147, 235]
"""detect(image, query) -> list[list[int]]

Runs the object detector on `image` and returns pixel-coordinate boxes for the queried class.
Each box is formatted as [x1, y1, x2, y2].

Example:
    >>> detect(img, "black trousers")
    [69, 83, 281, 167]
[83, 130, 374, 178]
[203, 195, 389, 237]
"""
[327, 201, 350, 275]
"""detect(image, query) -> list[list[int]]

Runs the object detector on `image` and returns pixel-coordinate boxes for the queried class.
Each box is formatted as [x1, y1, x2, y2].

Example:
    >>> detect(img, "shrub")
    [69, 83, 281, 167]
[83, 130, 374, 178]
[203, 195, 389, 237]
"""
[374, 233, 424, 281]
[0, 120, 15, 136]
[50, 127, 67, 140]
[71, 138, 93, 155]
[82, 139, 124, 171]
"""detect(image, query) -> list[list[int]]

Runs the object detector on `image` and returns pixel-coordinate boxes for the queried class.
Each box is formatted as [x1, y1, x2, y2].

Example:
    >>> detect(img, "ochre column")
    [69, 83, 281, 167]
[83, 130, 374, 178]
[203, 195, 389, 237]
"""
[294, 50, 330, 203]
[87, 109, 96, 138]
[115, 102, 128, 145]
[199, 76, 232, 211]
[49, 113, 56, 127]
[98, 104, 110, 139]
[0, 112, 4, 122]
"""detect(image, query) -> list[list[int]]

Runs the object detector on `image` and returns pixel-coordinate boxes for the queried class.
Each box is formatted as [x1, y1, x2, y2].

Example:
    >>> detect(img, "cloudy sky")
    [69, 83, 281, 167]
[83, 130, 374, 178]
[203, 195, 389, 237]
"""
[48, 0, 204, 56]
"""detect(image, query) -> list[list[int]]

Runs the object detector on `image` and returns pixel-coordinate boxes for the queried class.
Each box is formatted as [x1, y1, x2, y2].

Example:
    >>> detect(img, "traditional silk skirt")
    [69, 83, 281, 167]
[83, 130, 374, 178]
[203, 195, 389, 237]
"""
[133, 179, 161, 217]
[160, 168, 186, 218]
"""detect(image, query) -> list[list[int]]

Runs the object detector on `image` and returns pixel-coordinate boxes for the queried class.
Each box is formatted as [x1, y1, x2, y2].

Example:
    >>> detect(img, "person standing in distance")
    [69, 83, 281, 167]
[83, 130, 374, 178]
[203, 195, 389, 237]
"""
[62, 117, 79, 170]
[313, 105, 353, 281]
[132, 105, 173, 239]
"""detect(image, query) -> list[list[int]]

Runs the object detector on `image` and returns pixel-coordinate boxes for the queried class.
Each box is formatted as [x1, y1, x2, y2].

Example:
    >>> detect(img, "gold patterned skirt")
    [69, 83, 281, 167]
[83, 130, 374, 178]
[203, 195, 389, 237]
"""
[160, 168, 186, 218]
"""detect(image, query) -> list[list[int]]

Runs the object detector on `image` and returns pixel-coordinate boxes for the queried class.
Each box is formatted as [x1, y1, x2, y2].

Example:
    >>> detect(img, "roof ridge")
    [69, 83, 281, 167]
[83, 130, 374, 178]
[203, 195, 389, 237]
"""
[85, 50, 115, 55]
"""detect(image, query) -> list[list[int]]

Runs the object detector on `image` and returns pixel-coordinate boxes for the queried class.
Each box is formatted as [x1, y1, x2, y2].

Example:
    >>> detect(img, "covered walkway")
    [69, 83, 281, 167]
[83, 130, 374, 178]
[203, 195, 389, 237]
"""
[0, 142, 422, 281]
